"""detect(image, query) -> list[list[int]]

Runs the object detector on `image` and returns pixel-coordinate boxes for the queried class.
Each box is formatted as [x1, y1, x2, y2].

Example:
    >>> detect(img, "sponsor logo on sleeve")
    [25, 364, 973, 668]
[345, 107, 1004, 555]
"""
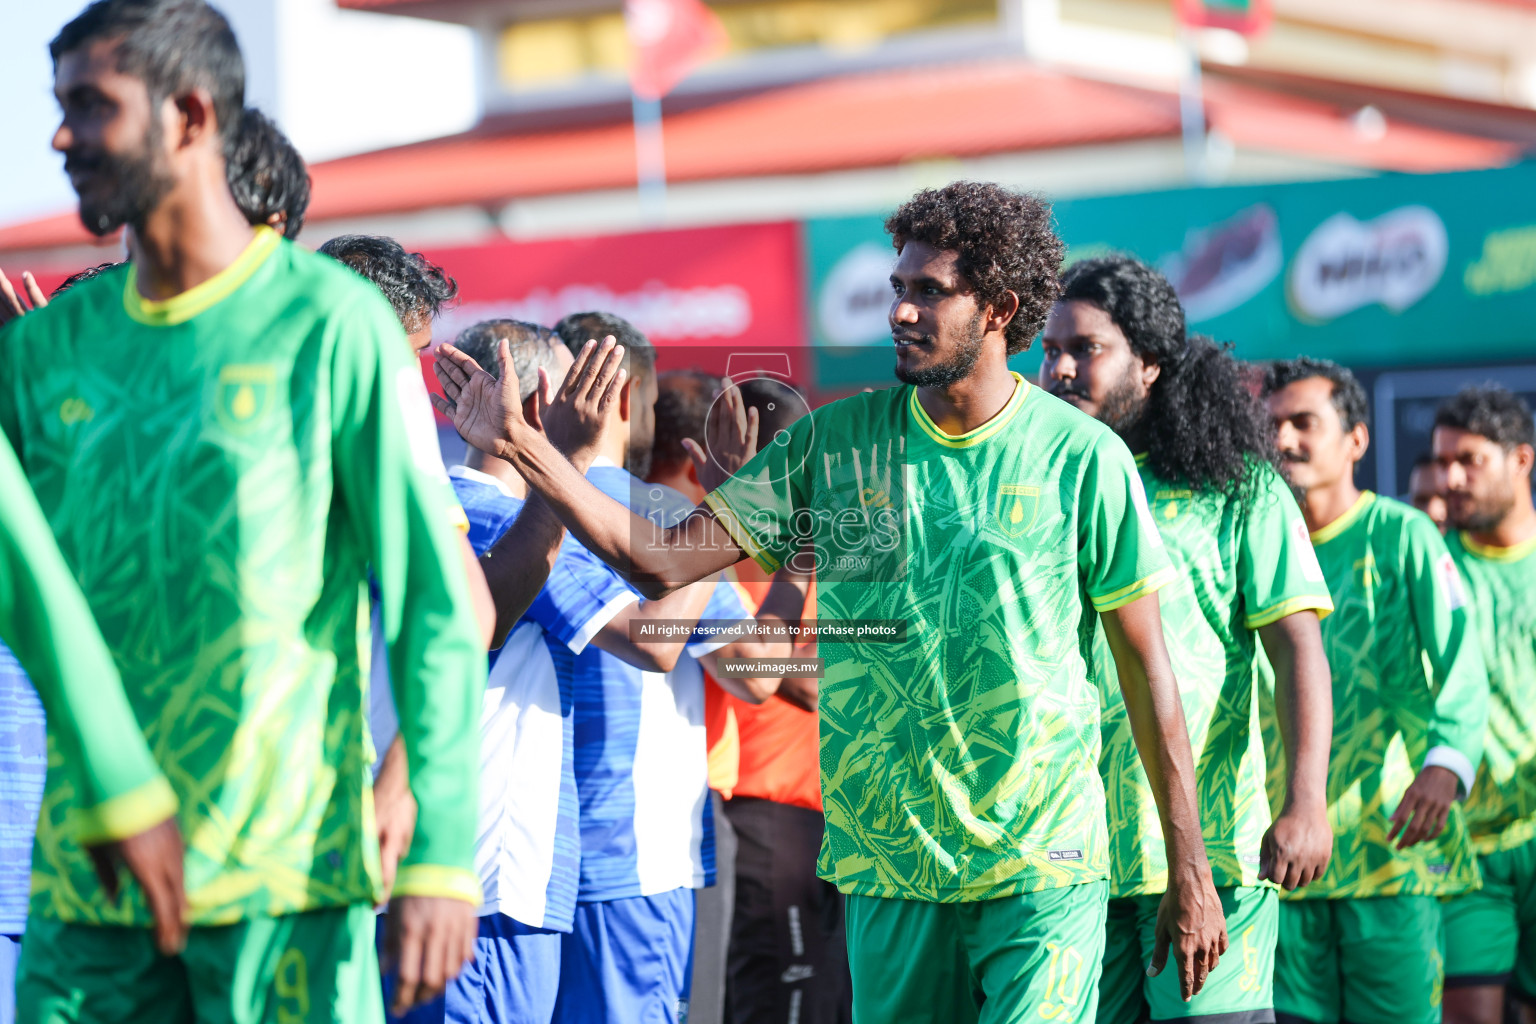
[1437, 552, 1469, 611]
[1292, 518, 1326, 583]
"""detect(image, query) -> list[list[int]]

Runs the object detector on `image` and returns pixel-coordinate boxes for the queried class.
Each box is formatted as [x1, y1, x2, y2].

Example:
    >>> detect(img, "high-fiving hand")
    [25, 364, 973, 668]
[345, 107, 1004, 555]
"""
[0, 268, 48, 328]
[682, 379, 759, 492]
[432, 337, 627, 471]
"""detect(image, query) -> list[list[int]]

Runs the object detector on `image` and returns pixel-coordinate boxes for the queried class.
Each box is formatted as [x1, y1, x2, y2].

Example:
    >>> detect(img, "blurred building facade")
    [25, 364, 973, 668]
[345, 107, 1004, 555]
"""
[4, 0, 1536, 492]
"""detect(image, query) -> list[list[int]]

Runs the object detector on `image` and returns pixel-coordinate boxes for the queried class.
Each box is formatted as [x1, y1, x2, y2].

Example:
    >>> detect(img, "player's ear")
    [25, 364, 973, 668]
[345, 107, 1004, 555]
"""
[618, 375, 636, 424]
[1348, 421, 1370, 460]
[1141, 357, 1162, 389]
[1514, 442, 1535, 480]
[173, 88, 217, 152]
[987, 290, 1020, 335]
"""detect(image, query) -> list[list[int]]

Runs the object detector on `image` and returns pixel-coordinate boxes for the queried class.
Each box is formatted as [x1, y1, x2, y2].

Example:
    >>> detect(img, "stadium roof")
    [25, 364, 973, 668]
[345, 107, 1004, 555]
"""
[0, 59, 1520, 255]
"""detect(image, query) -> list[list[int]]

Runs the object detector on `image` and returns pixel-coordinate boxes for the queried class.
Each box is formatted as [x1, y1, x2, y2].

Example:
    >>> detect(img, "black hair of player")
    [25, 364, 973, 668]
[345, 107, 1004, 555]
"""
[1060, 255, 1277, 494]
[737, 377, 805, 442]
[317, 234, 457, 333]
[50, 261, 126, 297]
[552, 311, 657, 384]
[884, 182, 1064, 355]
[652, 370, 721, 471]
[1261, 357, 1369, 433]
[52, 0, 245, 160]
[1435, 385, 1536, 451]
[453, 319, 564, 403]
[227, 108, 309, 239]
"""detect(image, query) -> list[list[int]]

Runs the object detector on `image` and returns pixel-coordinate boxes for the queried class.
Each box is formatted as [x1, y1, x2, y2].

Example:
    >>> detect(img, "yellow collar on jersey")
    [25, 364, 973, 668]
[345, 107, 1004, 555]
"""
[1459, 530, 1536, 563]
[909, 372, 1029, 449]
[1309, 490, 1375, 545]
[123, 225, 281, 327]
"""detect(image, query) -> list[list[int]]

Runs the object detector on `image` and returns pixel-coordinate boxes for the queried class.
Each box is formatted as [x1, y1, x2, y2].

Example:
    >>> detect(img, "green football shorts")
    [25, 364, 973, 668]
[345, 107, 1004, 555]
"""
[16, 903, 383, 1024]
[1443, 836, 1536, 997]
[1099, 884, 1277, 1024]
[845, 880, 1109, 1024]
[1273, 896, 1443, 1024]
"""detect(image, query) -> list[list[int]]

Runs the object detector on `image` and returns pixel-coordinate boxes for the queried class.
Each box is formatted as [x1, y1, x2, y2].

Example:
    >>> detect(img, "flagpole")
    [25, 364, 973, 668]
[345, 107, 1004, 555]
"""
[632, 92, 667, 225]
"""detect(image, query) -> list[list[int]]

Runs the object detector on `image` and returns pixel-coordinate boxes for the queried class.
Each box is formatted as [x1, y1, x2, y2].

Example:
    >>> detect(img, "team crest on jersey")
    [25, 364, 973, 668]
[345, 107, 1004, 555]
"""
[215, 364, 276, 434]
[996, 484, 1040, 538]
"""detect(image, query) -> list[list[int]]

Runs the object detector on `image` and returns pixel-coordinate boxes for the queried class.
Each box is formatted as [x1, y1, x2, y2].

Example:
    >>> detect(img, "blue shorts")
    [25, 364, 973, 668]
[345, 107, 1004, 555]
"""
[552, 888, 695, 1024]
[382, 914, 562, 1024]
[1, 933, 18, 1024]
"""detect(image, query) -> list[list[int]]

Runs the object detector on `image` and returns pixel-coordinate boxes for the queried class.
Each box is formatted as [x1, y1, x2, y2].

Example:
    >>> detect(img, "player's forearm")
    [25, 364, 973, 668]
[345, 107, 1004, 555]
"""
[594, 581, 715, 672]
[1103, 599, 1210, 873]
[481, 492, 565, 647]
[502, 425, 737, 596]
[1260, 614, 1332, 813]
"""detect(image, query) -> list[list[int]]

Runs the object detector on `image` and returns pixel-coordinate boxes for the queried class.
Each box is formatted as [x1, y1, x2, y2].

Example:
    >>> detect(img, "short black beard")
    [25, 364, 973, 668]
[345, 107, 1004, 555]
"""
[1096, 373, 1148, 438]
[1455, 487, 1516, 533]
[69, 117, 175, 237]
[894, 313, 985, 388]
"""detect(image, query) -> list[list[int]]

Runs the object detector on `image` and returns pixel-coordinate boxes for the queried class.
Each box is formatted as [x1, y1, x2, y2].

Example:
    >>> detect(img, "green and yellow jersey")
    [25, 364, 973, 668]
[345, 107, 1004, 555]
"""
[1263, 492, 1487, 899]
[0, 429, 173, 842]
[0, 227, 485, 927]
[1448, 530, 1536, 855]
[706, 376, 1173, 902]
[1098, 459, 1332, 897]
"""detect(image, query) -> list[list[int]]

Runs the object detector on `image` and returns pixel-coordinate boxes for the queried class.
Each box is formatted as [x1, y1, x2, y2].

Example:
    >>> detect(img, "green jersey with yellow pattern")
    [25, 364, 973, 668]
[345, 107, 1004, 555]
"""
[0, 228, 485, 927]
[706, 376, 1174, 902]
[1448, 530, 1536, 855]
[1262, 493, 1487, 899]
[1099, 458, 1332, 897]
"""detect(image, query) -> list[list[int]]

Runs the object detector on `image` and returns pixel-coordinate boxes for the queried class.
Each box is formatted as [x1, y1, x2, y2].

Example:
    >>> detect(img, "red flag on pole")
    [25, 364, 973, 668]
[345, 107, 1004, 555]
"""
[625, 0, 728, 101]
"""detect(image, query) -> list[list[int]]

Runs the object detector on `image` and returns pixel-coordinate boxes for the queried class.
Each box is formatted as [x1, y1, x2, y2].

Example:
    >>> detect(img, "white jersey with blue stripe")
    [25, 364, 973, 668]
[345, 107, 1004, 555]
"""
[526, 460, 751, 903]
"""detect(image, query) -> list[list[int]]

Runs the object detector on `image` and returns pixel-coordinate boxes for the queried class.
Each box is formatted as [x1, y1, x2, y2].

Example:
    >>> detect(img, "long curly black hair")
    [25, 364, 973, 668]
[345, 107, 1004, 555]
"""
[318, 234, 457, 333]
[1061, 255, 1278, 495]
[885, 182, 1064, 355]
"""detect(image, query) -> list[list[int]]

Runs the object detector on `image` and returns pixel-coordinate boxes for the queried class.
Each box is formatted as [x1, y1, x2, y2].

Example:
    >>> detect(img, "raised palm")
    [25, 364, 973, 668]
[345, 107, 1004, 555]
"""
[431, 341, 525, 458]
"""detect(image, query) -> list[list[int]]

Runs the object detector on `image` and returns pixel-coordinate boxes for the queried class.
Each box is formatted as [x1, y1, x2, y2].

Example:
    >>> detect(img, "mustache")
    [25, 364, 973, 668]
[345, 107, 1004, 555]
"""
[891, 331, 934, 345]
[64, 150, 107, 176]
[1279, 449, 1310, 463]
[1047, 382, 1090, 401]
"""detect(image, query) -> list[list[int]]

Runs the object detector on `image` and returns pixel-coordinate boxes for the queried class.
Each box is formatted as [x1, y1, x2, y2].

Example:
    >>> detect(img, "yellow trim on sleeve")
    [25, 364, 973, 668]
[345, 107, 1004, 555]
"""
[1308, 491, 1375, 545]
[1244, 593, 1335, 629]
[1459, 530, 1536, 563]
[71, 775, 179, 846]
[909, 374, 1030, 449]
[124, 226, 280, 326]
[450, 505, 471, 535]
[1091, 566, 1178, 612]
[1133, 452, 1149, 467]
[702, 490, 782, 573]
[392, 865, 484, 905]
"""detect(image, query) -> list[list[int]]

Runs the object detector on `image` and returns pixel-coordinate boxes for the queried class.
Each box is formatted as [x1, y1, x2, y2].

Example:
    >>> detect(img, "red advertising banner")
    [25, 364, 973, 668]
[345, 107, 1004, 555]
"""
[421, 221, 806, 351]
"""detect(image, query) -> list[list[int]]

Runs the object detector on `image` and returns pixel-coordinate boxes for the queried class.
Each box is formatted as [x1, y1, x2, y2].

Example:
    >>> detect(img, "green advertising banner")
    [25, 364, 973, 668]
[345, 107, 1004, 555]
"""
[804, 163, 1536, 377]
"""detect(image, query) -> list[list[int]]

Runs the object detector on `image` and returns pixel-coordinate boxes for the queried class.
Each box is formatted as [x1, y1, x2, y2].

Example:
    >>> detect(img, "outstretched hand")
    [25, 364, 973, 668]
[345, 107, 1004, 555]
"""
[432, 339, 528, 459]
[682, 379, 759, 493]
[0, 268, 47, 328]
[87, 816, 188, 955]
[542, 337, 628, 467]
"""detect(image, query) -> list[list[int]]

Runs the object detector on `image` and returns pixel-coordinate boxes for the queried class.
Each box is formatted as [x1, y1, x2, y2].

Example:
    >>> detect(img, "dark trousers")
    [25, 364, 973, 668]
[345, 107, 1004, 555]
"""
[723, 798, 852, 1024]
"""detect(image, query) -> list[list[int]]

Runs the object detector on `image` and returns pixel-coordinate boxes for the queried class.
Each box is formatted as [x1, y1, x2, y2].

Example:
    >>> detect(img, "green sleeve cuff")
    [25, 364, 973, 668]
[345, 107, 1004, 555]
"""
[1091, 567, 1178, 613]
[702, 490, 781, 573]
[1245, 593, 1335, 629]
[393, 865, 484, 905]
[70, 775, 178, 845]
